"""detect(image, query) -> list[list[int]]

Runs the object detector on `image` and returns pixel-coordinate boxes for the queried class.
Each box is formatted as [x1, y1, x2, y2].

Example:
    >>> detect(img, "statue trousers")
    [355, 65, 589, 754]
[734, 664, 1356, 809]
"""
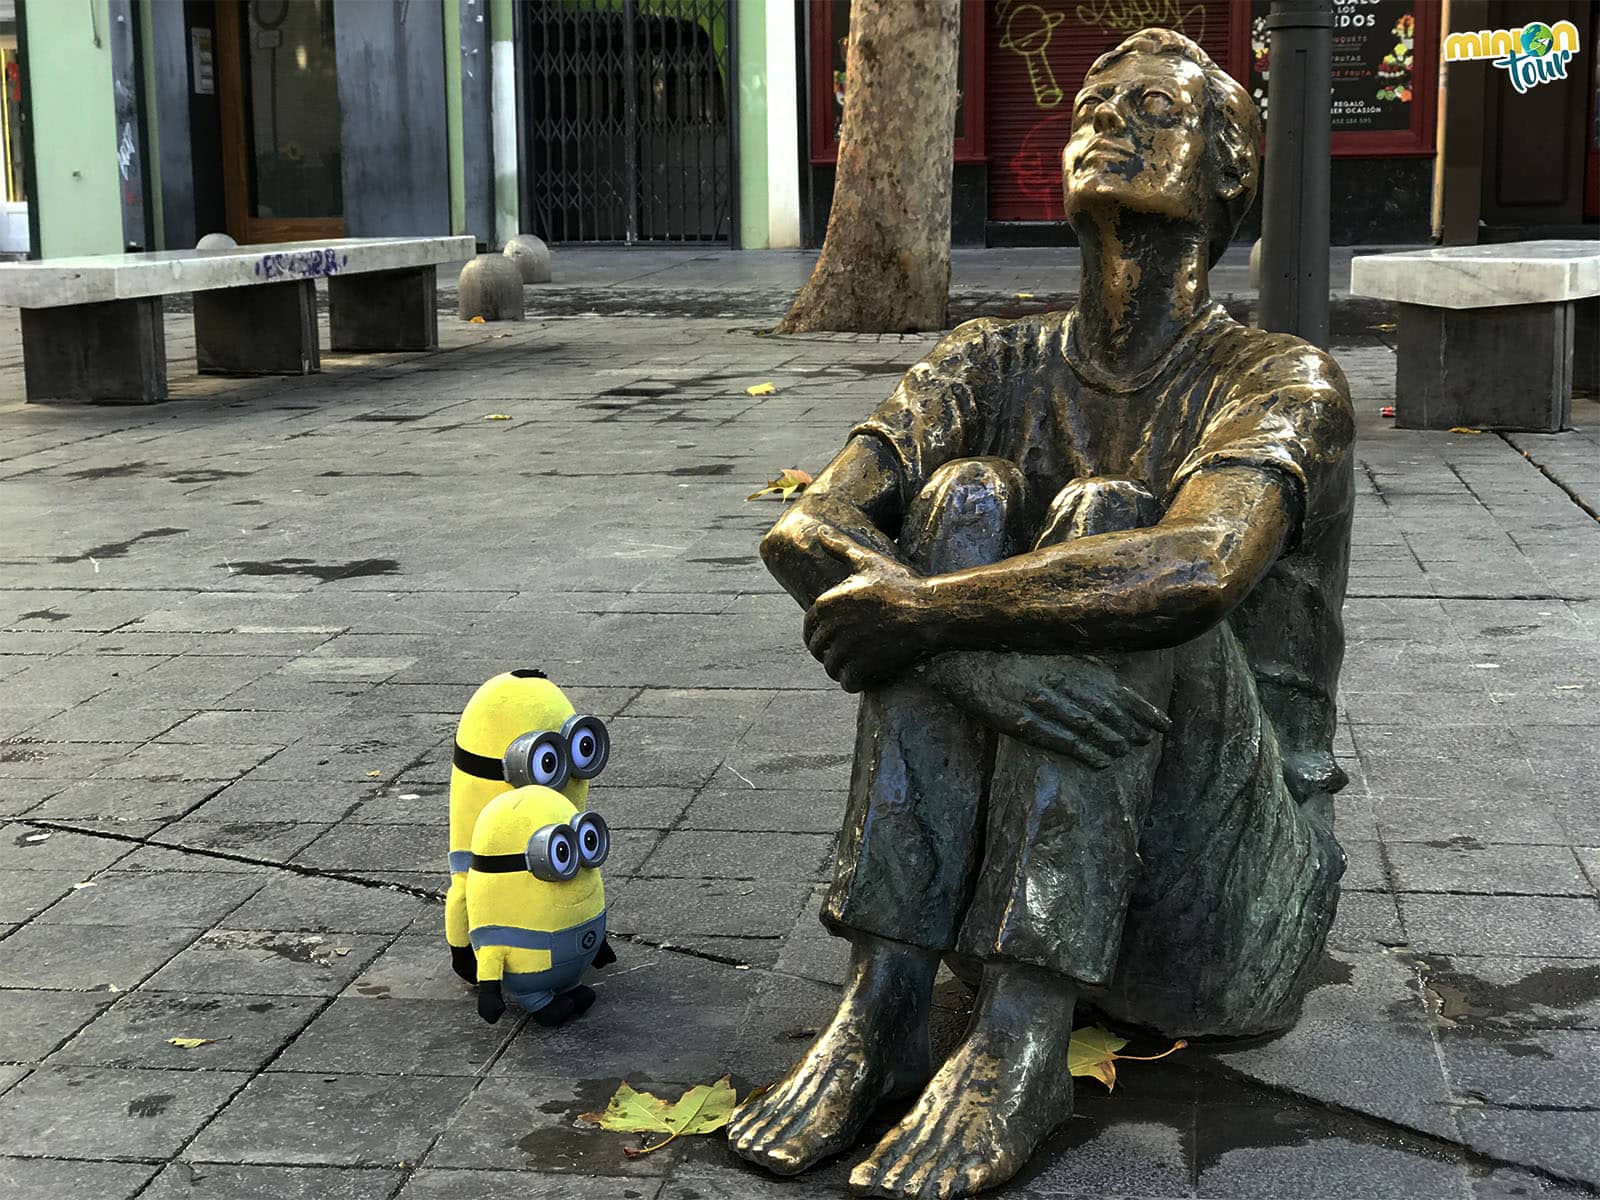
[822, 457, 1346, 1038]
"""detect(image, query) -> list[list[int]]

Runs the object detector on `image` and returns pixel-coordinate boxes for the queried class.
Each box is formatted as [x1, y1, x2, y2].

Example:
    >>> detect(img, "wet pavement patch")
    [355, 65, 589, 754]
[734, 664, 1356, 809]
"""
[1420, 955, 1600, 1032]
[223, 558, 401, 583]
[52, 528, 187, 563]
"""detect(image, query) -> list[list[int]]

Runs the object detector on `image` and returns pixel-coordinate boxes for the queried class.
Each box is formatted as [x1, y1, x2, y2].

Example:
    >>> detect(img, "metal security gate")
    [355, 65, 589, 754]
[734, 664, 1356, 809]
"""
[521, 0, 734, 244]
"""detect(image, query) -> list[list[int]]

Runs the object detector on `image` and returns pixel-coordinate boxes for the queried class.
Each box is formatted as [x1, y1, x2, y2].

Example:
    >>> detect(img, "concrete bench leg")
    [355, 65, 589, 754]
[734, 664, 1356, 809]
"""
[328, 266, 438, 352]
[21, 298, 167, 405]
[1576, 298, 1598, 396]
[1395, 301, 1573, 433]
[194, 279, 320, 376]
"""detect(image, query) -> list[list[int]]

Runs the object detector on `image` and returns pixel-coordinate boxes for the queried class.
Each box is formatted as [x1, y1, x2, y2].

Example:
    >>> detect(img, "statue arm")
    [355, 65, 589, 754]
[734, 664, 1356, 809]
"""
[759, 435, 908, 610]
[918, 464, 1298, 655]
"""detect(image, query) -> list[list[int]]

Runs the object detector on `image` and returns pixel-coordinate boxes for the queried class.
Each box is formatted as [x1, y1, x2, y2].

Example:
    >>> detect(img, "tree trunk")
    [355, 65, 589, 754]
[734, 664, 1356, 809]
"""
[775, 0, 960, 334]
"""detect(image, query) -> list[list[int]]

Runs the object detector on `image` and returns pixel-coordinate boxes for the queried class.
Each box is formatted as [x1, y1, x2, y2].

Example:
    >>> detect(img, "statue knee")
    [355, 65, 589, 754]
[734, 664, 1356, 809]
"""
[1038, 478, 1163, 546]
[902, 458, 1028, 573]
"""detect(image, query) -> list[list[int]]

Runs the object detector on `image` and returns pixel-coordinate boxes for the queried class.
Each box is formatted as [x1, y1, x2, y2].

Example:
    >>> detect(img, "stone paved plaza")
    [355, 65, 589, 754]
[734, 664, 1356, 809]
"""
[0, 249, 1596, 1199]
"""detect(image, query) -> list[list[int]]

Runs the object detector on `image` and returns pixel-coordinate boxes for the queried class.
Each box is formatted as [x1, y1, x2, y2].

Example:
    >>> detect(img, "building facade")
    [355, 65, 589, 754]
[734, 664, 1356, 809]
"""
[10, 0, 1595, 258]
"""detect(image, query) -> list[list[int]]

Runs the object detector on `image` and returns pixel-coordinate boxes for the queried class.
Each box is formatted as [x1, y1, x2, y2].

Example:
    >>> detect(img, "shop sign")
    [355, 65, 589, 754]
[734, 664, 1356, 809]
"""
[1444, 20, 1582, 94]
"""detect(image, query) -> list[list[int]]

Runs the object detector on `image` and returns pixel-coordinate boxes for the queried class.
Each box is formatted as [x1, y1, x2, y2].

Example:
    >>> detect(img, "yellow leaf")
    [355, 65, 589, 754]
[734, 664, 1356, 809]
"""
[470, 315, 486, 324]
[581, 1077, 741, 1157]
[1015, 291, 1035, 299]
[1448, 427, 1484, 435]
[746, 468, 813, 502]
[366, 770, 383, 778]
[484, 414, 513, 421]
[1067, 1025, 1186, 1092]
[167, 1037, 215, 1049]
[746, 382, 777, 396]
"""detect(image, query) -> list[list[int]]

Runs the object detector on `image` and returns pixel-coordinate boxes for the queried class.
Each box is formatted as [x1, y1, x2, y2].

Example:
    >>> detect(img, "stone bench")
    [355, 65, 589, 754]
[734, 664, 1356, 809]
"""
[0, 235, 475, 404]
[1350, 240, 1599, 433]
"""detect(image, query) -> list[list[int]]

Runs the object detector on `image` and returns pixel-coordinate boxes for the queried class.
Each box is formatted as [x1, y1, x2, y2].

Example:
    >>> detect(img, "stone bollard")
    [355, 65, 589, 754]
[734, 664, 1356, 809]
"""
[503, 234, 552, 284]
[458, 255, 525, 322]
[196, 232, 238, 251]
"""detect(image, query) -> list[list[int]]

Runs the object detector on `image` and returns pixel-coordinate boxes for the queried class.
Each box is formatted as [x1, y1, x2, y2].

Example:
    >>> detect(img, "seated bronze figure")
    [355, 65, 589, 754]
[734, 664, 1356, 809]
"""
[729, 27, 1354, 1200]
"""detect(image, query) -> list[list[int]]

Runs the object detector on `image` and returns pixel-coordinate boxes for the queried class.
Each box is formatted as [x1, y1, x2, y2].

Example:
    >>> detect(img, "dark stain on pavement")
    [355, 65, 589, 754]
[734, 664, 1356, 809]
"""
[1423, 835, 1486, 851]
[127, 1094, 174, 1118]
[669, 464, 735, 477]
[1419, 955, 1600, 1031]
[18, 608, 69, 622]
[225, 558, 401, 583]
[52, 527, 186, 563]
[166, 470, 250, 484]
[66, 461, 152, 480]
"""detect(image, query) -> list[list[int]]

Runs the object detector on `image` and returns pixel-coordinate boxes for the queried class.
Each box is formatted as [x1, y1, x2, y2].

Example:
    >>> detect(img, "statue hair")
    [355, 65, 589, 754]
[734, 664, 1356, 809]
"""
[1084, 27, 1262, 268]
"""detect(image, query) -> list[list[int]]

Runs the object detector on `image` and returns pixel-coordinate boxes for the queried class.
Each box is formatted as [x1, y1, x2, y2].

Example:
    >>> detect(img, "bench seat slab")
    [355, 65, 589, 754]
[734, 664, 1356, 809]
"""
[1395, 301, 1575, 433]
[21, 297, 167, 405]
[328, 266, 438, 352]
[194, 279, 319, 376]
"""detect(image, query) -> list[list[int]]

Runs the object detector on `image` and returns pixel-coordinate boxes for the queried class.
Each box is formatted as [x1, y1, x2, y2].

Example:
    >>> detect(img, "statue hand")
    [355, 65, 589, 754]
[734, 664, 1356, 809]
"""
[926, 651, 1170, 768]
[802, 529, 931, 693]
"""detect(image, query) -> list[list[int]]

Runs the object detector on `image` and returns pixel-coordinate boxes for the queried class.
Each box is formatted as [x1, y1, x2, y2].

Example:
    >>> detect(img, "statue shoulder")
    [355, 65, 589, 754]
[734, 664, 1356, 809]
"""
[925, 312, 1063, 369]
[1218, 327, 1352, 404]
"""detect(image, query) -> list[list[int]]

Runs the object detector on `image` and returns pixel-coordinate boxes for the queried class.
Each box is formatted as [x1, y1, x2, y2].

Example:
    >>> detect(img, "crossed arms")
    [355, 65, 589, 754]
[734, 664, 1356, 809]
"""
[759, 434, 1299, 766]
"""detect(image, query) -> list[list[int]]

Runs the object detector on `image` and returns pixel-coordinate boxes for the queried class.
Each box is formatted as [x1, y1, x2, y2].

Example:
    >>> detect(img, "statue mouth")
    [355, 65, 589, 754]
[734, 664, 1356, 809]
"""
[1082, 140, 1135, 164]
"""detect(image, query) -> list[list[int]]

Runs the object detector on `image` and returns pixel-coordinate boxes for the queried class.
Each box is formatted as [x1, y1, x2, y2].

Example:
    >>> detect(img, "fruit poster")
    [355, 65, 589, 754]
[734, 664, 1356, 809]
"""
[1249, 0, 1417, 133]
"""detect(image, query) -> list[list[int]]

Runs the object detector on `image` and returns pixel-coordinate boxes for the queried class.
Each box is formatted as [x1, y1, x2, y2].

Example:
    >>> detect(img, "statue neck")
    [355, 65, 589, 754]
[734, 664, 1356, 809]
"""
[1073, 211, 1212, 380]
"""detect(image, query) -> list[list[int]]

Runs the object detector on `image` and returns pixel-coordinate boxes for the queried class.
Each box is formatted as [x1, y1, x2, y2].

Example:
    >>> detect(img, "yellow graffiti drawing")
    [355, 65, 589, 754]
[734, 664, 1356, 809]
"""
[1000, 2, 1069, 109]
[1075, 0, 1207, 45]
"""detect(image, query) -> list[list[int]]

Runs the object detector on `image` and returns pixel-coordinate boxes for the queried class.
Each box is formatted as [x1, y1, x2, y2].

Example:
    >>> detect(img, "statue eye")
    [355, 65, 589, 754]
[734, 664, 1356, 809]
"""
[562, 715, 611, 780]
[1142, 90, 1175, 116]
[573, 812, 610, 869]
[504, 730, 569, 790]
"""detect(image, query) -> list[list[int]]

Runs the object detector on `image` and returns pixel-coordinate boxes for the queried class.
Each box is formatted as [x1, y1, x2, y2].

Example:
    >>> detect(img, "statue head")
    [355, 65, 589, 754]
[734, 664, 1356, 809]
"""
[1061, 28, 1260, 266]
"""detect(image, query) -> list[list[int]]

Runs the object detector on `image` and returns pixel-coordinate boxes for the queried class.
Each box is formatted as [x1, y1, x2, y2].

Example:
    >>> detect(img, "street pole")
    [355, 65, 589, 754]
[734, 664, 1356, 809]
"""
[1258, 0, 1332, 350]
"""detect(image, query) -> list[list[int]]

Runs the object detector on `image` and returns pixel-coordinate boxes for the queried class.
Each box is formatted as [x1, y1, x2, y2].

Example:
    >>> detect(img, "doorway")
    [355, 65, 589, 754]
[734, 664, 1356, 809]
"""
[521, 0, 734, 243]
[215, 0, 344, 243]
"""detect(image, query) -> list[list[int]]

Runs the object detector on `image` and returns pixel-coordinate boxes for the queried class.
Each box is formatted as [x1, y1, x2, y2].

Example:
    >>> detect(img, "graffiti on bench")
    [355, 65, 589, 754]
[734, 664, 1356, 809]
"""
[254, 248, 349, 281]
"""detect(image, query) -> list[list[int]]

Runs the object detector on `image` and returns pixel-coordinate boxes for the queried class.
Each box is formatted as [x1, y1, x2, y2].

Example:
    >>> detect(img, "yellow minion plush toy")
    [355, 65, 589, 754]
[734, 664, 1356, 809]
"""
[467, 784, 615, 1025]
[446, 669, 609, 983]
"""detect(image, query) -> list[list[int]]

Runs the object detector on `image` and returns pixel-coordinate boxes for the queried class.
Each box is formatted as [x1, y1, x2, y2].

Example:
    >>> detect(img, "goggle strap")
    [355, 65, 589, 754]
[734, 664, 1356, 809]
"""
[469, 852, 528, 873]
[453, 741, 507, 782]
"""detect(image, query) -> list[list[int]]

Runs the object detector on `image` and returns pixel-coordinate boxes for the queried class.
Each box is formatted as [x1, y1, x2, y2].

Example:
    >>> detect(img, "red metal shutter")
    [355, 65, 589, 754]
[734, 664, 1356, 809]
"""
[985, 1, 1237, 222]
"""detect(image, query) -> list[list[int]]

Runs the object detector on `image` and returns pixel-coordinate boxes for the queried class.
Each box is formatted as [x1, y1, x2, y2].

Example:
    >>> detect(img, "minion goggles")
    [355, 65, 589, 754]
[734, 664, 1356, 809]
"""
[470, 809, 611, 882]
[452, 713, 611, 791]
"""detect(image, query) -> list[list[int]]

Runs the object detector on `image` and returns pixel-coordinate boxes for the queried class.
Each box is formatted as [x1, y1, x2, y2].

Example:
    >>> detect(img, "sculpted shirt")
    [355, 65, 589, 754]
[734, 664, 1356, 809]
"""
[852, 303, 1356, 798]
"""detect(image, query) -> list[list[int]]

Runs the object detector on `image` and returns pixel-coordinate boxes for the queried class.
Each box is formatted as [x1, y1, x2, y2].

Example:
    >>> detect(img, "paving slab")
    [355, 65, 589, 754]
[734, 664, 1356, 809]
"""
[0, 254, 1596, 1198]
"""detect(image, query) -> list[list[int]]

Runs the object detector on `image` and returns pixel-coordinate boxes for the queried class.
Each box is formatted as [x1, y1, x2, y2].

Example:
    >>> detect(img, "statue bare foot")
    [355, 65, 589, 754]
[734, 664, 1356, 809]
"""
[729, 934, 936, 1175]
[849, 963, 1076, 1199]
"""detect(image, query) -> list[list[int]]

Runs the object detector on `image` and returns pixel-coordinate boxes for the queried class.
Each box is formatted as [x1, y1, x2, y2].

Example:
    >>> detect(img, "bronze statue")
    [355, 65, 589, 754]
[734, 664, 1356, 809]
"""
[729, 27, 1354, 1200]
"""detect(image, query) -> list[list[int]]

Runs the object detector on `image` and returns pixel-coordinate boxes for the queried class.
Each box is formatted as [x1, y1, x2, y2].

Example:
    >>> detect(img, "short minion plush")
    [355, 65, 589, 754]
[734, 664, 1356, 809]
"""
[467, 784, 615, 1025]
[446, 669, 609, 984]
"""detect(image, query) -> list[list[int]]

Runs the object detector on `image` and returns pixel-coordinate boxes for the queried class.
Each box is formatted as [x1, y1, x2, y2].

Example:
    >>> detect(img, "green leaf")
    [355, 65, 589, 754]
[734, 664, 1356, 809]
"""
[1068, 1025, 1186, 1092]
[580, 1077, 741, 1157]
[578, 1081, 675, 1136]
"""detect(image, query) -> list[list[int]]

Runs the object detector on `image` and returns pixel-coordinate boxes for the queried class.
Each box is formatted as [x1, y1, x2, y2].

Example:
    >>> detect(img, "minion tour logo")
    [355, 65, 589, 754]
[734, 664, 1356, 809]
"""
[1445, 19, 1581, 93]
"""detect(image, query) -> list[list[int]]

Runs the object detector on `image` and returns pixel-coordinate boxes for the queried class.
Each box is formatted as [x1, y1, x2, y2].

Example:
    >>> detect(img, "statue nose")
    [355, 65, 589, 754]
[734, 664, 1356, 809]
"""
[1092, 102, 1127, 135]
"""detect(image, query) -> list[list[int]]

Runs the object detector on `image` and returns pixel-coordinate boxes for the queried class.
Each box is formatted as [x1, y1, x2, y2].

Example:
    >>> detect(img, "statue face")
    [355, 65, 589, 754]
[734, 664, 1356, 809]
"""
[1061, 53, 1212, 227]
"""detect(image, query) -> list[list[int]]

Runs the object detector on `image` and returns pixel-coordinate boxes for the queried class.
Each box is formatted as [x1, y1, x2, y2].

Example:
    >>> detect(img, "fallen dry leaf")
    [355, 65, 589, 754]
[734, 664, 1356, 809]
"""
[1449, 427, 1484, 435]
[484, 414, 512, 421]
[470, 315, 486, 324]
[167, 1037, 216, 1049]
[746, 382, 777, 396]
[1067, 1025, 1186, 1092]
[581, 1077, 740, 1157]
[746, 468, 813, 503]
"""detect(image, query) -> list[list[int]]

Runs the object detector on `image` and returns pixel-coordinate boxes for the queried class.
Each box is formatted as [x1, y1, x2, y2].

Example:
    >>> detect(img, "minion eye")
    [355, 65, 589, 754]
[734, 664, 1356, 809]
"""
[526, 823, 580, 882]
[573, 812, 610, 869]
[504, 730, 570, 790]
[562, 714, 611, 780]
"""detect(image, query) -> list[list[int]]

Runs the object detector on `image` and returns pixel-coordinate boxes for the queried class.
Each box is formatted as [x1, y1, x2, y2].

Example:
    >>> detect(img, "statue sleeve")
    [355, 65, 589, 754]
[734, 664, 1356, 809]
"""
[848, 318, 1009, 505]
[1168, 341, 1355, 550]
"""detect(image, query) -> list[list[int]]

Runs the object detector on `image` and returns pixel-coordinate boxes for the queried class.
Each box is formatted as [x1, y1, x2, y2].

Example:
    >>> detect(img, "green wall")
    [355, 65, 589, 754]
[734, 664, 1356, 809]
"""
[24, 0, 123, 257]
[736, 0, 768, 248]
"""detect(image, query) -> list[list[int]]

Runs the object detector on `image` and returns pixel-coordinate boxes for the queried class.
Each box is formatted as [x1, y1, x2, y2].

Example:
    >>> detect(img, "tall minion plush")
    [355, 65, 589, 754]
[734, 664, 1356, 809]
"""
[446, 669, 609, 983]
[467, 784, 615, 1025]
